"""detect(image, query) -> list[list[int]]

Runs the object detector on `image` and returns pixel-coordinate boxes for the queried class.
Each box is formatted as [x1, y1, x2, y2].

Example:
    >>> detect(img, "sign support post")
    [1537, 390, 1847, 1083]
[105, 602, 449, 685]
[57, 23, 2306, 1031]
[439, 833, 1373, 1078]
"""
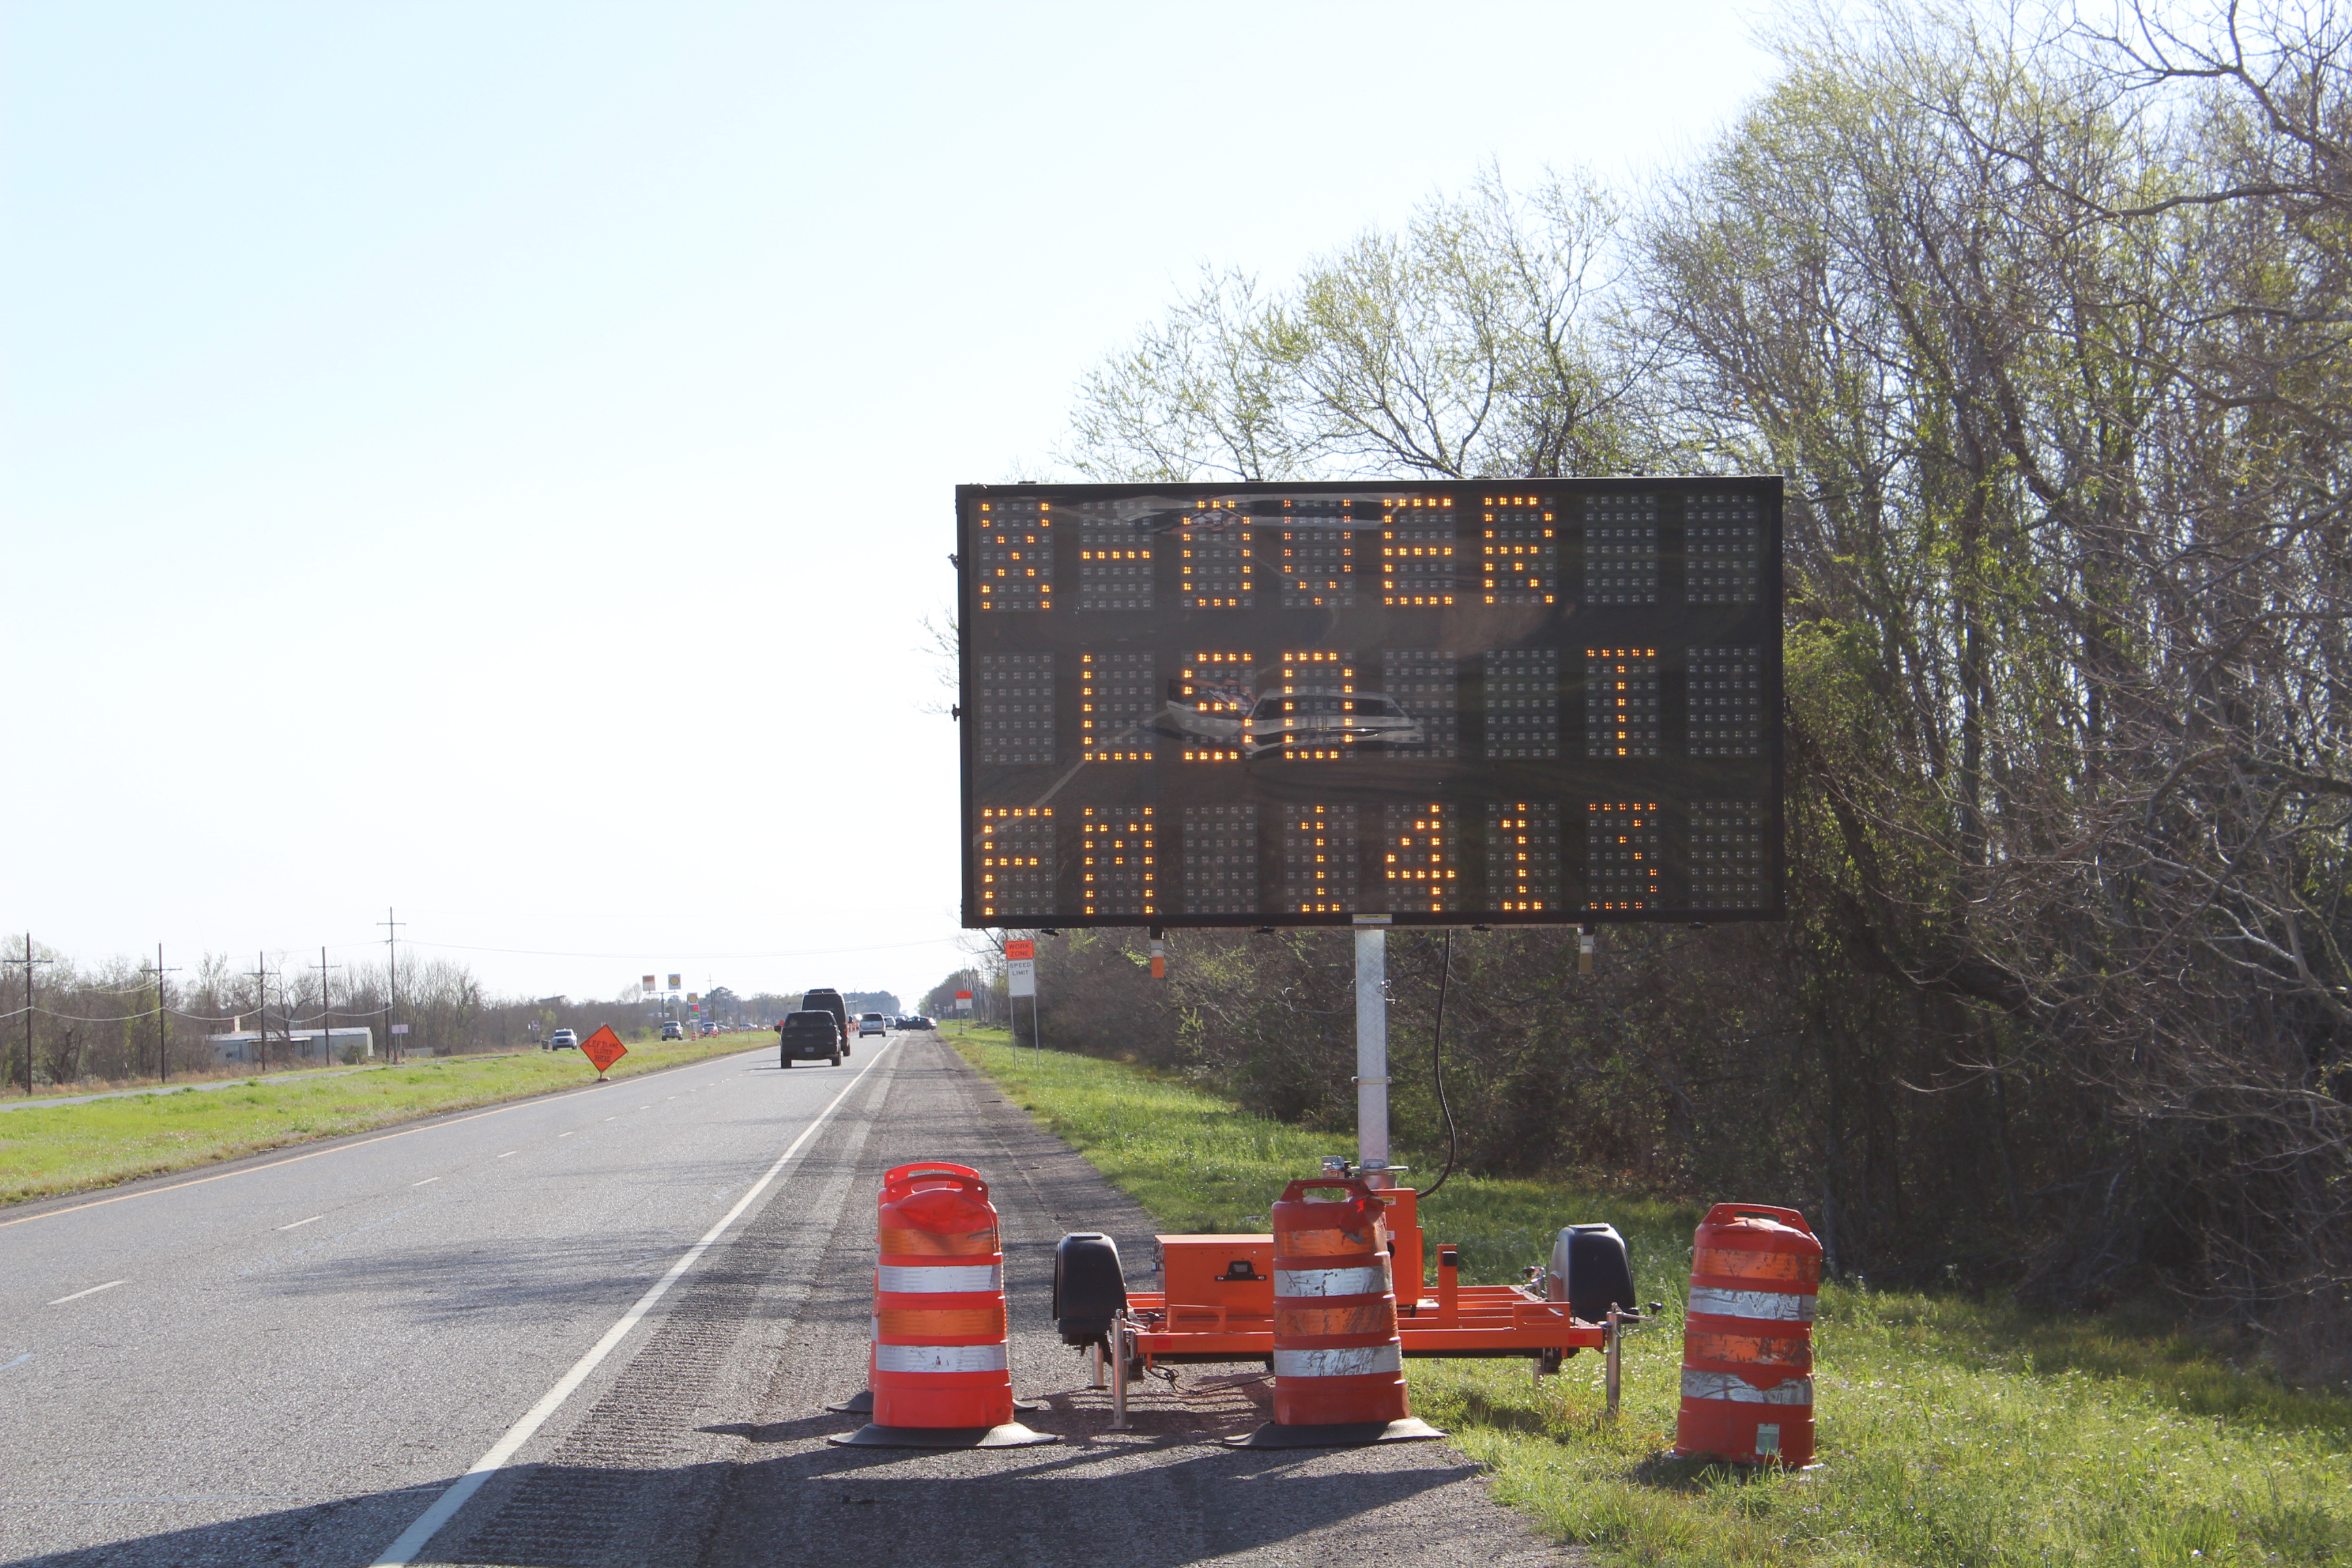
[1005, 938, 1039, 1051]
[1355, 919, 1391, 1187]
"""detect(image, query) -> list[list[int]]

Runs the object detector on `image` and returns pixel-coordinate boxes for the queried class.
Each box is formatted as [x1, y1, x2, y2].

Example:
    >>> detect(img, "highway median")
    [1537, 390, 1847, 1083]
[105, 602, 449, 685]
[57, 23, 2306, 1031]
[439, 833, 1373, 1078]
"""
[0, 1034, 769, 1209]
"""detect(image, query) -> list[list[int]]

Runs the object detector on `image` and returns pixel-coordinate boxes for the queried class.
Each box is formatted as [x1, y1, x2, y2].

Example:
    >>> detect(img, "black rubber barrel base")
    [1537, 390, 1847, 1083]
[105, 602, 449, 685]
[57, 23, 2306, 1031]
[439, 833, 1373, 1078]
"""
[824, 1389, 1043, 1416]
[827, 1421, 1060, 1449]
[1222, 1417, 1447, 1448]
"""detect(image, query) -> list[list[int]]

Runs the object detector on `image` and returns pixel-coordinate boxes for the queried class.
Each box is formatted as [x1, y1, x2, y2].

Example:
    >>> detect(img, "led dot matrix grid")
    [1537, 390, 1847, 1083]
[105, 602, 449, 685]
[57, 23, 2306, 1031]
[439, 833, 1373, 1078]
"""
[961, 478, 1782, 928]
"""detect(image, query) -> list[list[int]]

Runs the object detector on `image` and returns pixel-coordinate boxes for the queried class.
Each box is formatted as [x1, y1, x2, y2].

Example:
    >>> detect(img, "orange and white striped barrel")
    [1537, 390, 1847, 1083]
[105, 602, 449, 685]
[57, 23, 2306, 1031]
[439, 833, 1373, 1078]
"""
[1673, 1203, 1820, 1466]
[1268, 1177, 1409, 1427]
[870, 1162, 1013, 1429]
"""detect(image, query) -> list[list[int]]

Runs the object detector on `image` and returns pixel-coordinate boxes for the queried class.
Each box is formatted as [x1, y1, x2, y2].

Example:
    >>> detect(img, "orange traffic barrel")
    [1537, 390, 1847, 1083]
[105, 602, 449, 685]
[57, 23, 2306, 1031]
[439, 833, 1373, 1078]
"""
[828, 1162, 1055, 1449]
[1673, 1203, 1820, 1466]
[1227, 1176, 1441, 1448]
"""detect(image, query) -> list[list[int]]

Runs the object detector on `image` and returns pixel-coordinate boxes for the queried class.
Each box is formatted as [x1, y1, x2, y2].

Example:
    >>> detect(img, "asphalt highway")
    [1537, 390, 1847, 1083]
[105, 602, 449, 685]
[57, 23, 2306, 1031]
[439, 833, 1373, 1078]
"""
[1, 1033, 1576, 1567]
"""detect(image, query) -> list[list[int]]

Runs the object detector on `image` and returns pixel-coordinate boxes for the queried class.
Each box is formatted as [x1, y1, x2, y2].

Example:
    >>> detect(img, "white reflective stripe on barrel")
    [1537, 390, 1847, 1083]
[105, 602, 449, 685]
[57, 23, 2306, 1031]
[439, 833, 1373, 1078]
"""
[1681, 1369, 1814, 1404]
[879, 1262, 1002, 1294]
[1273, 1265, 1388, 1298]
[874, 1342, 1010, 1374]
[1686, 1286, 1818, 1322]
[1273, 1344, 1403, 1378]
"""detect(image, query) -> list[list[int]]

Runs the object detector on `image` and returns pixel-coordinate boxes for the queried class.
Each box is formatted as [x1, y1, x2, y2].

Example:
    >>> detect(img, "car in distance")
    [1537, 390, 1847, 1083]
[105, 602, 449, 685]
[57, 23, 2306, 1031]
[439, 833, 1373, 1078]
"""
[906, 1015, 935, 1030]
[777, 1009, 843, 1067]
[547, 1028, 579, 1050]
[801, 989, 851, 1056]
[661, 1019, 685, 1041]
[858, 1012, 887, 1037]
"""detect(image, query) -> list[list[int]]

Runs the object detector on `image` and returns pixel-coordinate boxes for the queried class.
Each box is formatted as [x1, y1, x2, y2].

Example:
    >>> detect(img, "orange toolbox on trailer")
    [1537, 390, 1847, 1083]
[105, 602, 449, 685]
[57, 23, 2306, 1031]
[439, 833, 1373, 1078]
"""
[1127, 1186, 1610, 1367]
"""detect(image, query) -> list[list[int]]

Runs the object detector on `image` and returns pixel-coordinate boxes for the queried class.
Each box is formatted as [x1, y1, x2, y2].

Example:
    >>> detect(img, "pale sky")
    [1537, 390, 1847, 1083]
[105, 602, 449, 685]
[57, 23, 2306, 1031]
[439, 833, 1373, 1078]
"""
[1, 1, 1780, 1007]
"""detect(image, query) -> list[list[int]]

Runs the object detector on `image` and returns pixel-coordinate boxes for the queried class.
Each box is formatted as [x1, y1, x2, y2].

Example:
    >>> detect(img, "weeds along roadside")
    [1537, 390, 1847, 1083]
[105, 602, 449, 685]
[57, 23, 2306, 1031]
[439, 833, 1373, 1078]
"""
[948, 1026, 2352, 1568]
[0, 1034, 768, 1208]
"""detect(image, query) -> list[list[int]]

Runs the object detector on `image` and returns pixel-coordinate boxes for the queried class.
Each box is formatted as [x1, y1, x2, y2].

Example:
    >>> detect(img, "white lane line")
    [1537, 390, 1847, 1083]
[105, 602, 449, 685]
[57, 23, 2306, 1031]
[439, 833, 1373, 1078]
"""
[372, 1036, 896, 1567]
[412, 1177, 440, 1188]
[1, 1352, 31, 1371]
[602, 1117, 616, 1122]
[0, 1045, 777, 1231]
[557, 1132, 575, 1138]
[276, 1215, 324, 1231]
[496, 1152, 517, 1159]
[48, 1280, 127, 1306]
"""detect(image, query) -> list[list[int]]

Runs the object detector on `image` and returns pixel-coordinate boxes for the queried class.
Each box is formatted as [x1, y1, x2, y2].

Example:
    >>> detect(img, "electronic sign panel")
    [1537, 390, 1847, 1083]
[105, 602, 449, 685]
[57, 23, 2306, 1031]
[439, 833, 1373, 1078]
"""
[958, 478, 1783, 929]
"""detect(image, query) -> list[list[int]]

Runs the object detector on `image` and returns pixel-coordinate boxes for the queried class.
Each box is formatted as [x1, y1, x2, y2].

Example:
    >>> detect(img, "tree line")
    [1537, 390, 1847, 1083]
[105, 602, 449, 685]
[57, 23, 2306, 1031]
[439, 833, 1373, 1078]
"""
[2, 941, 623, 1088]
[1001, 3, 2352, 1361]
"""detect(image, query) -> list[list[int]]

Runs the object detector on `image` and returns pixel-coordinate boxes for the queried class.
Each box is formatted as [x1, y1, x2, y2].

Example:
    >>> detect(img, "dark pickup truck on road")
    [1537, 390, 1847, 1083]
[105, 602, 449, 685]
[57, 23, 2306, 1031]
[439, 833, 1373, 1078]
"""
[776, 1010, 844, 1068]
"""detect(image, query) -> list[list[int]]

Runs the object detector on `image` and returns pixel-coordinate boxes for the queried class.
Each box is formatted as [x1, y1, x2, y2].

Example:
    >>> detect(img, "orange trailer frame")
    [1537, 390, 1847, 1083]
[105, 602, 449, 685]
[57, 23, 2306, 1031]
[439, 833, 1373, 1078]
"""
[1124, 1187, 1609, 1368]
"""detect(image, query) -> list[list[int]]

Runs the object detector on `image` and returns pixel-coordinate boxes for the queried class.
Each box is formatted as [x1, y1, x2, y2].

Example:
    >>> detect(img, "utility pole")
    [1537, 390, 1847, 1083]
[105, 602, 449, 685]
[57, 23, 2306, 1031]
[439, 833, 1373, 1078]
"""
[379, 908, 405, 1063]
[252, 953, 273, 1071]
[314, 947, 343, 1066]
[139, 945, 182, 1083]
[10, 934, 54, 1097]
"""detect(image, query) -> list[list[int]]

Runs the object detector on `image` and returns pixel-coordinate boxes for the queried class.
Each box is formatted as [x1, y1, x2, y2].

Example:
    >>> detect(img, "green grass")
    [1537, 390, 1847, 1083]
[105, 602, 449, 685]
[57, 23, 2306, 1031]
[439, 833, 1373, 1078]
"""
[948, 1026, 2352, 1568]
[0, 1034, 770, 1207]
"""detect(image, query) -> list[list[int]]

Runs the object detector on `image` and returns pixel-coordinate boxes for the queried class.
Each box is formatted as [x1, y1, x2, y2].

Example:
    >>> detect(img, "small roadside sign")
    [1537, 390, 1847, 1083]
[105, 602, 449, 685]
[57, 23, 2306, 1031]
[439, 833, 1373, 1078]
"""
[668, 973, 682, 991]
[1007, 958, 1036, 998]
[1004, 939, 1035, 961]
[391, 1024, 410, 1035]
[580, 1025, 627, 1079]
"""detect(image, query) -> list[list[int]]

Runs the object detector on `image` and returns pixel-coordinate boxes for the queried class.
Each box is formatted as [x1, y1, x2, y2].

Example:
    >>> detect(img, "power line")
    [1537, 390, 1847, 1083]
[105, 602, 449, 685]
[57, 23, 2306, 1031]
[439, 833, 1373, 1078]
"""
[140, 945, 181, 1083]
[10, 934, 54, 1096]
[314, 947, 343, 1068]
[393, 935, 961, 960]
[380, 908, 406, 1064]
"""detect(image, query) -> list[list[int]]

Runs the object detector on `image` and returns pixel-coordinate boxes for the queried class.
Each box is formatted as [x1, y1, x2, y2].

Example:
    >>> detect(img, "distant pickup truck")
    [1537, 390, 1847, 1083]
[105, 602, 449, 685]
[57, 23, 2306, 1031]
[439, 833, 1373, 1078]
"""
[777, 1011, 844, 1067]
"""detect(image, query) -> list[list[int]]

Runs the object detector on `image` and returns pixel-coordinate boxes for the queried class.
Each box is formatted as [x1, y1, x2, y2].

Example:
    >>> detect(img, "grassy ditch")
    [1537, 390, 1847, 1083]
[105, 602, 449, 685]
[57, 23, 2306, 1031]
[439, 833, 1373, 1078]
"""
[0, 1034, 768, 1207]
[949, 1027, 2352, 1568]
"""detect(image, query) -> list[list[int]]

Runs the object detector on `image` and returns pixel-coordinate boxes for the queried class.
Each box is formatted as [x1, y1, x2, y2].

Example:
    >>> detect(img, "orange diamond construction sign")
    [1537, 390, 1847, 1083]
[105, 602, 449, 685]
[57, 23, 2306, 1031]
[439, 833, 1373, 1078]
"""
[580, 1025, 627, 1077]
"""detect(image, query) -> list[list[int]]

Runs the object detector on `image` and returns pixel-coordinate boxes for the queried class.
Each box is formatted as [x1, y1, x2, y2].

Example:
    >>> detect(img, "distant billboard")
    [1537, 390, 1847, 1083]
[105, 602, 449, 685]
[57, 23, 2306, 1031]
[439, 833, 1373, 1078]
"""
[958, 478, 1784, 928]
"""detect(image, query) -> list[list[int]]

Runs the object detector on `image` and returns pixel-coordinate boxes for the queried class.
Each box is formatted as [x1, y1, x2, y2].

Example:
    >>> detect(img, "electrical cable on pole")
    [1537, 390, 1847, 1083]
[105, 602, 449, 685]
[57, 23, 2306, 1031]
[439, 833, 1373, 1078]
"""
[253, 953, 274, 1071]
[314, 947, 342, 1065]
[380, 908, 405, 1062]
[140, 945, 181, 1083]
[11, 934, 54, 1096]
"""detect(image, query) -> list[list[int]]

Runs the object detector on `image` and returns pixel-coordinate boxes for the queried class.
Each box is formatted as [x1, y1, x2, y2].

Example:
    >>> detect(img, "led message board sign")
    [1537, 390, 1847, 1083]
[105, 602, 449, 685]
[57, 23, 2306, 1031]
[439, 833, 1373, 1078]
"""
[957, 478, 1783, 929]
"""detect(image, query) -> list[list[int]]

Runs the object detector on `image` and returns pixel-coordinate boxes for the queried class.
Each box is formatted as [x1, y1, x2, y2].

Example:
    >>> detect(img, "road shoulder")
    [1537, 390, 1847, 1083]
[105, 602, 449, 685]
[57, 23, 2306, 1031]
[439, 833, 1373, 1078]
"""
[687, 1035, 1578, 1568]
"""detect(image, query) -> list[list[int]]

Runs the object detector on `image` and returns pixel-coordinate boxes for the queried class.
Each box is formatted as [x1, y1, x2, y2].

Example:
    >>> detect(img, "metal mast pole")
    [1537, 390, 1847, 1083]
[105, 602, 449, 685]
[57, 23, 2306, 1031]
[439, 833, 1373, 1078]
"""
[380, 908, 404, 1062]
[1354, 918, 1391, 1186]
[140, 945, 181, 1083]
[157, 945, 171, 1081]
[314, 947, 342, 1065]
[254, 953, 272, 1070]
[15, 934, 54, 1097]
